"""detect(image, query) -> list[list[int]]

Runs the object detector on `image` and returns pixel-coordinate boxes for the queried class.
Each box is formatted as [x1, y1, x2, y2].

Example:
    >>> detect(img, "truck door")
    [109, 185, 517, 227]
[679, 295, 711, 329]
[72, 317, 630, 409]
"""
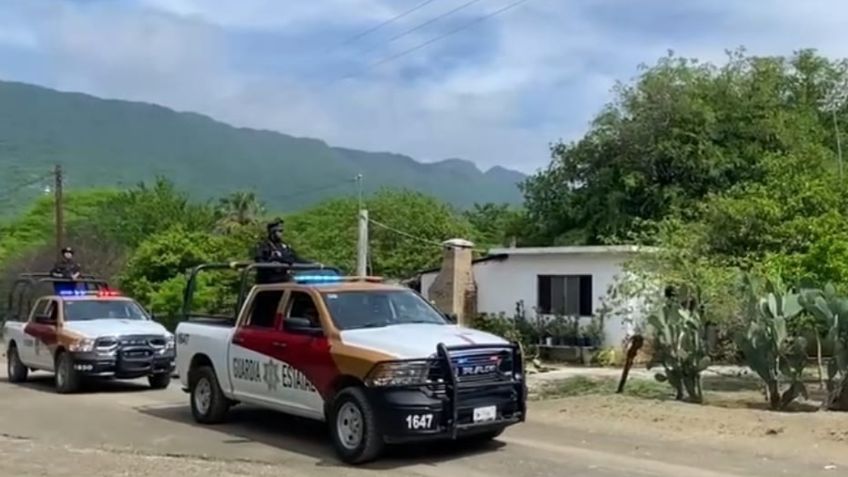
[270, 290, 335, 417]
[228, 289, 285, 404]
[22, 298, 59, 370]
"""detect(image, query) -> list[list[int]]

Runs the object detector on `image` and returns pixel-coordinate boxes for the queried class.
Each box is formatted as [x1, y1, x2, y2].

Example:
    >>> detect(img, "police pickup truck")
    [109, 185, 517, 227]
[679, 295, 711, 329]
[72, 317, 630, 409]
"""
[175, 263, 526, 464]
[3, 273, 175, 393]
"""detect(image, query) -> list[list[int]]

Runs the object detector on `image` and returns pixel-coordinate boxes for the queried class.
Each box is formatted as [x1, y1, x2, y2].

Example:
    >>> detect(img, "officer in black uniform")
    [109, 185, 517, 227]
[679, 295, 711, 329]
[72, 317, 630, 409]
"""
[254, 218, 303, 283]
[51, 247, 82, 280]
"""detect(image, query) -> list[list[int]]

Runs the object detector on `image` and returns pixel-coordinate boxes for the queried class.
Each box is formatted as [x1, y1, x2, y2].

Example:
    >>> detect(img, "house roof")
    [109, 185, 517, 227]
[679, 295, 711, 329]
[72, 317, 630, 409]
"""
[415, 245, 656, 277]
[486, 245, 658, 255]
[416, 253, 509, 276]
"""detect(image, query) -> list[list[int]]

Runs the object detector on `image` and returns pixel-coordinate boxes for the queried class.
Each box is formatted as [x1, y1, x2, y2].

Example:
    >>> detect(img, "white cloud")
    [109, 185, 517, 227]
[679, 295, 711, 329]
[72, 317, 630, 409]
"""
[1, 0, 847, 174]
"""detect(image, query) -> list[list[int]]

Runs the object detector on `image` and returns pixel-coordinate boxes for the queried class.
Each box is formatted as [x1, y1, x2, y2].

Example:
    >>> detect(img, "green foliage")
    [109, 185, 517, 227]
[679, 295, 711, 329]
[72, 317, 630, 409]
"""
[0, 80, 523, 214]
[0, 189, 119, 263]
[799, 284, 848, 410]
[737, 274, 809, 410]
[647, 302, 711, 403]
[470, 302, 542, 356]
[462, 203, 525, 247]
[119, 226, 252, 319]
[286, 188, 474, 278]
[214, 191, 265, 233]
[521, 49, 848, 246]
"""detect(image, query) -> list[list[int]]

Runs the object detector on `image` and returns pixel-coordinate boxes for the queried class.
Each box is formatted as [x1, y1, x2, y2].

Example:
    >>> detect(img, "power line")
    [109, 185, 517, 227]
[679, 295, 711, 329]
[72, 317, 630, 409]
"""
[368, 217, 489, 253]
[325, 0, 442, 52]
[329, 0, 533, 85]
[359, 0, 484, 56]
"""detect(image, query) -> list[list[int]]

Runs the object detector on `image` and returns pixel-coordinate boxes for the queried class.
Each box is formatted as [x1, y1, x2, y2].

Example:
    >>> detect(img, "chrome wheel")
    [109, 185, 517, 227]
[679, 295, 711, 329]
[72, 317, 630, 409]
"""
[336, 401, 364, 450]
[194, 377, 212, 415]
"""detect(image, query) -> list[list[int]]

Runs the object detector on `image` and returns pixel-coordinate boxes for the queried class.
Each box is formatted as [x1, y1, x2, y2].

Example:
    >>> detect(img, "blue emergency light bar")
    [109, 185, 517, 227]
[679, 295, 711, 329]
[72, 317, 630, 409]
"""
[293, 275, 343, 284]
[58, 290, 121, 297]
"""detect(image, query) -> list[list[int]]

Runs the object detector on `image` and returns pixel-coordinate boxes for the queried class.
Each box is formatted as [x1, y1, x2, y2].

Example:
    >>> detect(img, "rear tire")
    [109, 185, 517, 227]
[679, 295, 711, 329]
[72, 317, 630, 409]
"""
[189, 366, 229, 424]
[148, 373, 171, 390]
[7, 345, 28, 383]
[329, 387, 384, 465]
[55, 352, 81, 394]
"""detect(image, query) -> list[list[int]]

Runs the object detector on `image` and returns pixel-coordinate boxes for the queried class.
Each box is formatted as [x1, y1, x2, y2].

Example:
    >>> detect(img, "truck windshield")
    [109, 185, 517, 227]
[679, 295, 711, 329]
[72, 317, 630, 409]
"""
[63, 300, 149, 322]
[320, 290, 448, 330]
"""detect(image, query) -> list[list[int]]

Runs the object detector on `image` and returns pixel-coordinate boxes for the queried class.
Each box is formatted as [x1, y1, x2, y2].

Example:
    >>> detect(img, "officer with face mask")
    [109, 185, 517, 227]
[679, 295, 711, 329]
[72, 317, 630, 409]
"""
[254, 218, 303, 283]
[51, 247, 82, 280]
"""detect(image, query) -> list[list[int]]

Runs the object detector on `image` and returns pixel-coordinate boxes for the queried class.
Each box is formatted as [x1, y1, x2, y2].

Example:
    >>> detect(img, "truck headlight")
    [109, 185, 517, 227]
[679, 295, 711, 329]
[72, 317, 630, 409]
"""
[365, 361, 430, 387]
[69, 339, 95, 353]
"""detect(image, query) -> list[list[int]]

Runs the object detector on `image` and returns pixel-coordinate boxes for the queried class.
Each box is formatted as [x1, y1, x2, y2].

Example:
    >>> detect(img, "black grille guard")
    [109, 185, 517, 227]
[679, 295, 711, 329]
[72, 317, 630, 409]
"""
[436, 341, 527, 439]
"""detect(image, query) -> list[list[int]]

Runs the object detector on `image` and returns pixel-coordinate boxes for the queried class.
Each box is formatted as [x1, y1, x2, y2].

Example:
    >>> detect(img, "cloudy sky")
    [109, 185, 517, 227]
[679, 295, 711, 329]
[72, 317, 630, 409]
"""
[0, 0, 846, 173]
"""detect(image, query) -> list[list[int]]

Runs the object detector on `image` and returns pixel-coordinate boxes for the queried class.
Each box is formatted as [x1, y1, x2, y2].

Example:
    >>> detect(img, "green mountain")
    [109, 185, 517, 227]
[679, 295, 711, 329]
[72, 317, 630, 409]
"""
[0, 80, 525, 212]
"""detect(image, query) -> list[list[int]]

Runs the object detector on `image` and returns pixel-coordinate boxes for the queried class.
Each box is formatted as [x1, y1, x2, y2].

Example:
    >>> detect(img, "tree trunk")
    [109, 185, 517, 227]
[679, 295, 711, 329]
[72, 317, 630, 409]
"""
[817, 335, 825, 391]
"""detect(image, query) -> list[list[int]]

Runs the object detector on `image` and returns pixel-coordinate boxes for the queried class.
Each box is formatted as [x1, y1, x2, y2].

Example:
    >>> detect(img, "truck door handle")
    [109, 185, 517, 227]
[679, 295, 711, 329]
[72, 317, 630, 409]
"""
[272, 342, 287, 348]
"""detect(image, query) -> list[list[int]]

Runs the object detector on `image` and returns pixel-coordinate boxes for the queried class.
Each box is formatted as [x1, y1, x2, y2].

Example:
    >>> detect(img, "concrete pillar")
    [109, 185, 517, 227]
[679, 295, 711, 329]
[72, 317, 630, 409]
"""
[427, 238, 476, 326]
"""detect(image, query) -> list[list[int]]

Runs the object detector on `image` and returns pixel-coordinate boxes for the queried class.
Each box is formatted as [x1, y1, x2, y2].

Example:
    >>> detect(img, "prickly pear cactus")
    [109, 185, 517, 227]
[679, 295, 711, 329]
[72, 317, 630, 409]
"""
[738, 274, 808, 410]
[647, 304, 710, 403]
[800, 283, 848, 410]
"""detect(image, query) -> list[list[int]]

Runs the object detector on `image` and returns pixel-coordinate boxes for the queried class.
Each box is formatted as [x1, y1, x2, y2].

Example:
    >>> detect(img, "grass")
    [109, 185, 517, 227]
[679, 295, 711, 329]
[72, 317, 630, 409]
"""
[535, 376, 672, 401]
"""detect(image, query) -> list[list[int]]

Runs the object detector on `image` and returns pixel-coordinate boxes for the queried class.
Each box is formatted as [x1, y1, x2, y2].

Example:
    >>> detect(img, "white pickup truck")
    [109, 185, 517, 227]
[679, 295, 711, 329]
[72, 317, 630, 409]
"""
[175, 263, 527, 464]
[3, 275, 175, 393]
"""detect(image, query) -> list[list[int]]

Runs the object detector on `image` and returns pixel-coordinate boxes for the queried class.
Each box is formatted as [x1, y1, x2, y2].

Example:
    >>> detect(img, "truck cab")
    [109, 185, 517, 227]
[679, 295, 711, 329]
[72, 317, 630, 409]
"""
[175, 262, 527, 464]
[3, 274, 175, 393]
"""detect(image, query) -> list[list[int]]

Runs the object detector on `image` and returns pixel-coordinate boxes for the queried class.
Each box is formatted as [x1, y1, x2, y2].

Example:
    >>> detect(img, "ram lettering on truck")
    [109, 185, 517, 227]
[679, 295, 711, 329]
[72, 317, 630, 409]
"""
[175, 262, 527, 465]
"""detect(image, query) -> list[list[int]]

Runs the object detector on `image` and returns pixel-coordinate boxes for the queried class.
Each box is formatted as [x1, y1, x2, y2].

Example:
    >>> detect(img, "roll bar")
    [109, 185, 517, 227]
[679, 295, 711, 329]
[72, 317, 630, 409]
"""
[3, 273, 110, 324]
[180, 261, 342, 322]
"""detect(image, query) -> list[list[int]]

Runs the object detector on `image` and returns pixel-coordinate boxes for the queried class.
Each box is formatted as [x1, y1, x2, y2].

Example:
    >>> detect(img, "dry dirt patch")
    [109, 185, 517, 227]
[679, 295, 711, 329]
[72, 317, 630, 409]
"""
[531, 376, 848, 465]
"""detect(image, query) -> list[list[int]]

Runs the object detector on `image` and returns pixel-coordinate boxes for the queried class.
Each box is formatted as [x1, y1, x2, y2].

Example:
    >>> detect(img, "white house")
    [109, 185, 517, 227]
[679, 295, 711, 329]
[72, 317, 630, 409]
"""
[417, 245, 650, 347]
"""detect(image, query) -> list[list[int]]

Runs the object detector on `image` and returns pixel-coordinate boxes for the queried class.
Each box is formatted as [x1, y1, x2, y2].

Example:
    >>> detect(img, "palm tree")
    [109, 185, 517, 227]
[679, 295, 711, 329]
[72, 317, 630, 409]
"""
[215, 191, 265, 233]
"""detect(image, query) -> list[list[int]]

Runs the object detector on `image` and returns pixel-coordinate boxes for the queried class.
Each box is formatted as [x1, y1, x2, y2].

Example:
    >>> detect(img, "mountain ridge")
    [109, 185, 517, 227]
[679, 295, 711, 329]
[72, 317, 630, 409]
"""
[0, 79, 525, 212]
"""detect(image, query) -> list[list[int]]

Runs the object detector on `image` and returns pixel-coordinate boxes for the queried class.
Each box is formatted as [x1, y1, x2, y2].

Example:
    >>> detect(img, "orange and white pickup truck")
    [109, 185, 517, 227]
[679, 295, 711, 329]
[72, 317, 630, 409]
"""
[3, 274, 175, 393]
[175, 263, 527, 464]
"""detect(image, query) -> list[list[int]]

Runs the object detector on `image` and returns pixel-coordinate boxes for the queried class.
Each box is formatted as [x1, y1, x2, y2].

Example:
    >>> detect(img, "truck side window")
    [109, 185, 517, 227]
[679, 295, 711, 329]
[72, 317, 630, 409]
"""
[287, 291, 320, 327]
[247, 290, 284, 328]
[32, 299, 51, 320]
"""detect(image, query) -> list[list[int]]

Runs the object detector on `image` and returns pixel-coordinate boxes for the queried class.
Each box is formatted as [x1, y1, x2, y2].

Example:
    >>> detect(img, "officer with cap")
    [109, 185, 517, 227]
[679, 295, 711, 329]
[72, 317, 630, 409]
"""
[51, 246, 82, 280]
[254, 218, 303, 283]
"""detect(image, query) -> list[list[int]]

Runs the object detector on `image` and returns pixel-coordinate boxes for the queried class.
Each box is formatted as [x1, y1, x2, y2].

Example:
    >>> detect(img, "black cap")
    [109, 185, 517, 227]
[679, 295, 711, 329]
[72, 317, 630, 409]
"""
[61, 247, 73, 254]
[267, 218, 283, 230]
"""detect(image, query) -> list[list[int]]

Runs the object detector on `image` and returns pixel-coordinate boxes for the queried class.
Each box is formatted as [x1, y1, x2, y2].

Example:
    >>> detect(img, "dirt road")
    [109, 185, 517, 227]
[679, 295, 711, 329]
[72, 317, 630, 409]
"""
[0, 367, 842, 476]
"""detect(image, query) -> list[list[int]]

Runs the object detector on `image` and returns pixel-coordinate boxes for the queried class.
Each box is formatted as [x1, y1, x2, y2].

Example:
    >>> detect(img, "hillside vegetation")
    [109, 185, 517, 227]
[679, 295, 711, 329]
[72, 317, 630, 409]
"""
[0, 80, 524, 213]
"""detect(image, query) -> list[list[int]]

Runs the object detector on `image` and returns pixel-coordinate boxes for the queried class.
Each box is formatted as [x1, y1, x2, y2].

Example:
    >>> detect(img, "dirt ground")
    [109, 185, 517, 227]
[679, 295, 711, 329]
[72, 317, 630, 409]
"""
[531, 382, 848, 468]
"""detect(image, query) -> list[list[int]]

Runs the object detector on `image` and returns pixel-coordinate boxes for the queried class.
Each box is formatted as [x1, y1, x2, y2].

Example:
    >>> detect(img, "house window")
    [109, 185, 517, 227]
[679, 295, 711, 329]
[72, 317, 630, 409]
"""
[537, 275, 593, 316]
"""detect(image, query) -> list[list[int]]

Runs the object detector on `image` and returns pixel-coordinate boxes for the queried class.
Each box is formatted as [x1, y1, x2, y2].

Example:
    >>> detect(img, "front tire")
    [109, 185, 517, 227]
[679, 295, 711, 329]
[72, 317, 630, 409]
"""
[189, 366, 230, 424]
[329, 387, 384, 465]
[55, 352, 81, 394]
[7, 345, 29, 383]
[148, 373, 171, 390]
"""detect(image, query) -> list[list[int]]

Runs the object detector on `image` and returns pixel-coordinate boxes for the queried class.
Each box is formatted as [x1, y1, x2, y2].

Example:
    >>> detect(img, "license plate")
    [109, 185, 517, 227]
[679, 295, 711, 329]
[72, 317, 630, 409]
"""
[473, 405, 497, 423]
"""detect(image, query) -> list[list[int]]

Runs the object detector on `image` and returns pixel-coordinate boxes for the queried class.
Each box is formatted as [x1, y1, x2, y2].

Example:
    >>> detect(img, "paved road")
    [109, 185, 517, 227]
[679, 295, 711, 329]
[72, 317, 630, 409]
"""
[0, 367, 838, 476]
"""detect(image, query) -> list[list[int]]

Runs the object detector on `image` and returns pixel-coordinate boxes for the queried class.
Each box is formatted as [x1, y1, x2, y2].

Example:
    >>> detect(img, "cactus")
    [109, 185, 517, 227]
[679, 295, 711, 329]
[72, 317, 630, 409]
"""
[737, 274, 808, 410]
[799, 283, 848, 410]
[647, 303, 710, 403]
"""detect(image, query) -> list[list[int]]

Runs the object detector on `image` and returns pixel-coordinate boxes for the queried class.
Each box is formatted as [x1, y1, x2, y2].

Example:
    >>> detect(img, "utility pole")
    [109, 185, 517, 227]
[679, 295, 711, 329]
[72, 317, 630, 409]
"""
[54, 163, 64, 257]
[355, 174, 368, 276]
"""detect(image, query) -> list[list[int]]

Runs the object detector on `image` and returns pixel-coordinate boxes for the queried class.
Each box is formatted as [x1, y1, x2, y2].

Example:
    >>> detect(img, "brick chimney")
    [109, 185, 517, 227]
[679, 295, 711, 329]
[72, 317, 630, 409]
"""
[427, 238, 477, 326]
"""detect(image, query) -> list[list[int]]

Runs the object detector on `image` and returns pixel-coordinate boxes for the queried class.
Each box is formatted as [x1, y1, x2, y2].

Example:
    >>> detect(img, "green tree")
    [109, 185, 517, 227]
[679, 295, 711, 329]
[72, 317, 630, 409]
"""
[522, 49, 848, 246]
[215, 191, 265, 233]
[285, 188, 475, 278]
[463, 203, 525, 247]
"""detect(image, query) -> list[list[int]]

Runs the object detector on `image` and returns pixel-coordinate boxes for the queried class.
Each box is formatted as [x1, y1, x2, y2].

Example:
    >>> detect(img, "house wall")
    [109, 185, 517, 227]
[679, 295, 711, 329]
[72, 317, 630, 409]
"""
[419, 252, 646, 347]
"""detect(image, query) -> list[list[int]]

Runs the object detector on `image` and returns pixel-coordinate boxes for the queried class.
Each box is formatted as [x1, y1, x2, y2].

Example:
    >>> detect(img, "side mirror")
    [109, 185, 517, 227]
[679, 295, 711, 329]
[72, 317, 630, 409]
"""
[284, 317, 323, 336]
[35, 314, 55, 325]
[444, 313, 457, 324]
